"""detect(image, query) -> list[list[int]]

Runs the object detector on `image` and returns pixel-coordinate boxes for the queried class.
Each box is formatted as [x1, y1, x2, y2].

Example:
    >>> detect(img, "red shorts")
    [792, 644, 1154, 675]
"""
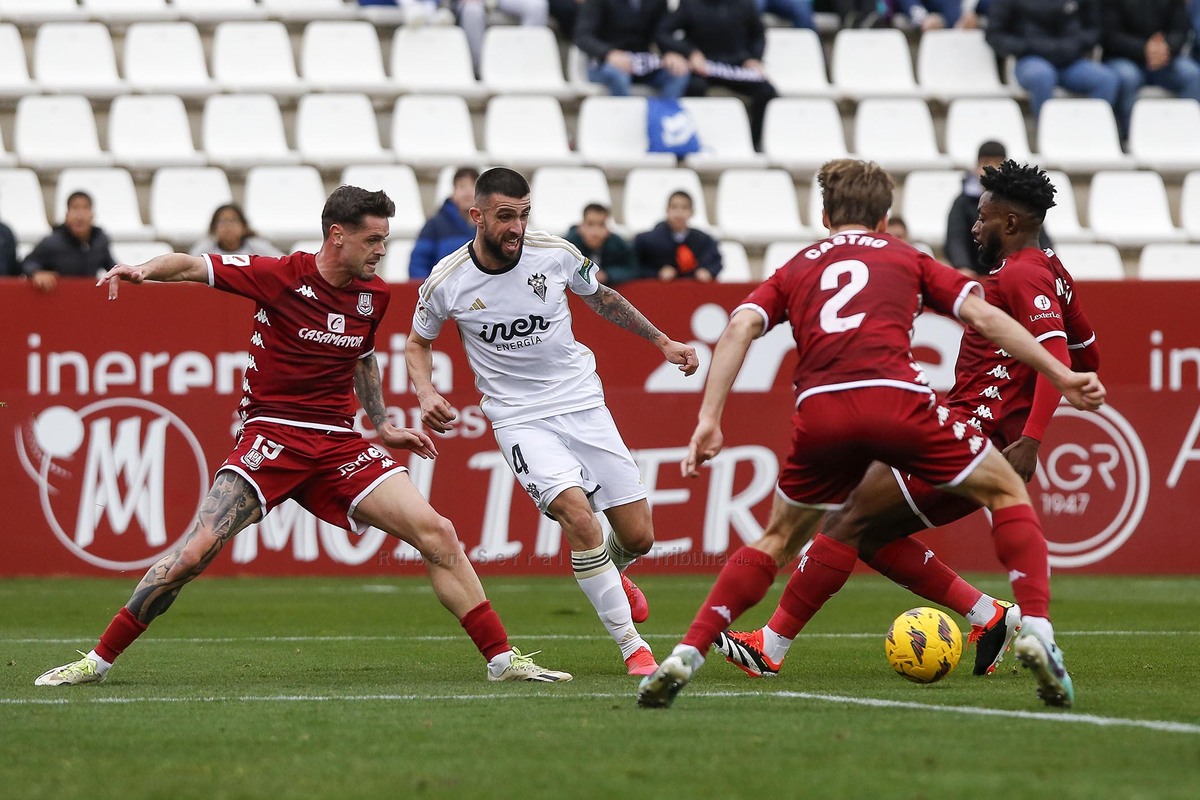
[777, 387, 992, 508]
[219, 420, 408, 533]
[890, 467, 983, 528]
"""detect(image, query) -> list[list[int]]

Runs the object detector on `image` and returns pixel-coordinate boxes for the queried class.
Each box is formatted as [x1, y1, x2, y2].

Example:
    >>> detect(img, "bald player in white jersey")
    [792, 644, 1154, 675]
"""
[407, 167, 699, 676]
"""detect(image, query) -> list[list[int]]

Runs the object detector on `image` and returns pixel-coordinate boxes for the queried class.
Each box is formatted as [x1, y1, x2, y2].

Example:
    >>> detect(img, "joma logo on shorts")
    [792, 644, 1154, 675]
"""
[478, 315, 550, 343]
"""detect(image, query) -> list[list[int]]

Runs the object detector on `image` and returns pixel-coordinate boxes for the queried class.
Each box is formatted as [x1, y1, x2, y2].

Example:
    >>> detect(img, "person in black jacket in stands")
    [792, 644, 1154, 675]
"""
[655, 0, 778, 150]
[21, 191, 116, 293]
[634, 191, 723, 282]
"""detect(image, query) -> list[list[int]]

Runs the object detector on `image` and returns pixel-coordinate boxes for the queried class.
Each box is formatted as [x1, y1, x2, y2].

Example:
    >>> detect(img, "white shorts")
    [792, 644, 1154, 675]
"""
[493, 406, 647, 514]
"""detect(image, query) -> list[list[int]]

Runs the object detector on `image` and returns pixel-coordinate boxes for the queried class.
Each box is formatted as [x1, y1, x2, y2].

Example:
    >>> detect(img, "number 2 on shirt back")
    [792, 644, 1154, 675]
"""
[819, 260, 868, 334]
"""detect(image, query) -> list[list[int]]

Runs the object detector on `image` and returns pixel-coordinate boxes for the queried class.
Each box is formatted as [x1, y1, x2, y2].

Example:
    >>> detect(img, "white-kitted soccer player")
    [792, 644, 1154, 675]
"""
[407, 167, 699, 676]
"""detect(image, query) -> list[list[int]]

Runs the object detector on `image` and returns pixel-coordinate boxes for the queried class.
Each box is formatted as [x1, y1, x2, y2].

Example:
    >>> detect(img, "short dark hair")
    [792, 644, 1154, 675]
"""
[818, 159, 893, 229]
[582, 202, 609, 218]
[452, 166, 480, 185]
[475, 167, 530, 204]
[207, 203, 253, 237]
[977, 140, 1007, 161]
[668, 190, 693, 208]
[888, 214, 908, 231]
[979, 159, 1057, 222]
[321, 185, 395, 239]
[65, 191, 93, 209]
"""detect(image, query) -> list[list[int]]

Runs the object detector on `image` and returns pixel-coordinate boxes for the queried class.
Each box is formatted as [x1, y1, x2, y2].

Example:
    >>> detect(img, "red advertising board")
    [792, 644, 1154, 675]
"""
[2, 277, 1197, 577]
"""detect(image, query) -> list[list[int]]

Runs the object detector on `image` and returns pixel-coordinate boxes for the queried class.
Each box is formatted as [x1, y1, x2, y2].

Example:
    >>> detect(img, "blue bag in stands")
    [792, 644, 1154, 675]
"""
[646, 98, 701, 156]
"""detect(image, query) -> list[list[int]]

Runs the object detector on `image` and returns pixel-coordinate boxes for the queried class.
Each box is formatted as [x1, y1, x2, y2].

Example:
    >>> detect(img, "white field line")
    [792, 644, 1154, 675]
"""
[3, 630, 1198, 645]
[0, 689, 1196, 735]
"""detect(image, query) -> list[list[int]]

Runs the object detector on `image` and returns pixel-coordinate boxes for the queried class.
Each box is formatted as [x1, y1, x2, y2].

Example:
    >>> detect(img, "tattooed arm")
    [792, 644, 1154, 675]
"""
[580, 284, 699, 375]
[354, 353, 438, 458]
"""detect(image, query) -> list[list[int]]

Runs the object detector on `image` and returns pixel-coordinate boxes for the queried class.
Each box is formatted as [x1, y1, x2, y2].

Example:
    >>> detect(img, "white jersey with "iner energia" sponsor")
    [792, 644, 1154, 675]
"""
[412, 231, 606, 428]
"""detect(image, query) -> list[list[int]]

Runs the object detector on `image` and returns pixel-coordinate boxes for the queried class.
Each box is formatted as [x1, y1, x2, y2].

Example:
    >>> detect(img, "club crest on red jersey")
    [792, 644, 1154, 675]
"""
[357, 292, 374, 315]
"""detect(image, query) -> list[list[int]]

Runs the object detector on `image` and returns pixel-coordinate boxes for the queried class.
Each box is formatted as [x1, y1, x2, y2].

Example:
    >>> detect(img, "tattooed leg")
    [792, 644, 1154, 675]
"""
[125, 471, 263, 625]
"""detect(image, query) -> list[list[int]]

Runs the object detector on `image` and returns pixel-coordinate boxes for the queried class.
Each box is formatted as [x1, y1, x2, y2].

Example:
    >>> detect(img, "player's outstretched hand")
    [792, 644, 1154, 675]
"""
[1058, 371, 1105, 411]
[97, 263, 145, 300]
[1002, 436, 1040, 482]
[378, 424, 438, 459]
[663, 339, 699, 376]
[416, 390, 458, 434]
[681, 417, 723, 477]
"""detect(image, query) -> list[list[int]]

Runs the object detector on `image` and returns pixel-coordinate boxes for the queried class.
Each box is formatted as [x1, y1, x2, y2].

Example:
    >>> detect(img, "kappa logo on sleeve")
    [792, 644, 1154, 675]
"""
[220, 254, 250, 267]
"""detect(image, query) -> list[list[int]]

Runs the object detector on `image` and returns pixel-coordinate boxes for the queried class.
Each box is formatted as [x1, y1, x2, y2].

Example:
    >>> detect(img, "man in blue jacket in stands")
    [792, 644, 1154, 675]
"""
[409, 166, 478, 281]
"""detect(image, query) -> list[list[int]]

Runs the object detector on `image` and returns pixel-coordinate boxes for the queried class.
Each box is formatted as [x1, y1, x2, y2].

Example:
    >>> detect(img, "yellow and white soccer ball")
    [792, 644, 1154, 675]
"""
[885, 607, 963, 684]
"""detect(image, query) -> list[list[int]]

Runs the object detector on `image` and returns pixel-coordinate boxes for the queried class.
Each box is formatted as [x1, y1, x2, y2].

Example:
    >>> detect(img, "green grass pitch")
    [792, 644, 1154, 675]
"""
[2, 573, 1198, 799]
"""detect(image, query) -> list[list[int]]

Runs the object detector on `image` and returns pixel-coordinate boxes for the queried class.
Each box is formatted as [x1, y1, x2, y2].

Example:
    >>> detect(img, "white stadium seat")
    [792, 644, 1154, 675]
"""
[15, 95, 114, 170]
[172, 0, 268, 23]
[0, 0, 87, 24]
[481, 26, 575, 100]
[82, 0, 179, 24]
[110, 240, 173, 266]
[854, 98, 951, 172]
[0, 168, 52, 242]
[1043, 170, 1094, 244]
[109, 95, 206, 170]
[203, 94, 301, 169]
[762, 97, 849, 175]
[123, 22, 216, 98]
[33, 22, 128, 98]
[763, 27, 834, 97]
[944, 98, 1034, 168]
[149, 167, 234, 245]
[340, 164, 426, 240]
[716, 168, 810, 245]
[1037, 98, 1134, 173]
[484, 95, 582, 169]
[0, 23, 38, 99]
[1047, 242, 1125, 280]
[390, 26, 486, 102]
[55, 168, 154, 241]
[1128, 98, 1200, 177]
[565, 46, 605, 98]
[763, 241, 807, 278]
[900, 170, 962, 248]
[717, 241, 752, 282]
[1137, 243, 1200, 279]
[1088, 170, 1186, 247]
[261, 0, 357, 22]
[243, 166, 329, 243]
[0, 126, 14, 168]
[529, 166, 614, 236]
[391, 94, 483, 170]
[680, 97, 769, 173]
[622, 167, 710, 233]
[575, 96, 677, 175]
[917, 29, 1011, 101]
[295, 93, 393, 169]
[832, 28, 925, 98]
[212, 21, 307, 97]
[381, 238, 415, 283]
[301, 21, 396, 98]
[1178, 171, 1200, 240]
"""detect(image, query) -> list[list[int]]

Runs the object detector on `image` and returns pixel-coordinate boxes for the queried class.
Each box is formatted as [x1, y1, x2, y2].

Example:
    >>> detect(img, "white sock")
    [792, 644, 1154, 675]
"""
[87, 649, 113, 673]
[486, 649, 514, 676]
[573, 545, 648, 659]
[965, 594, 1000, 627]
[1020, 615, 1055, 645]
[604, 534, 640, 573]
[761, 625, 793, 662]
[670, 644, 705, 670]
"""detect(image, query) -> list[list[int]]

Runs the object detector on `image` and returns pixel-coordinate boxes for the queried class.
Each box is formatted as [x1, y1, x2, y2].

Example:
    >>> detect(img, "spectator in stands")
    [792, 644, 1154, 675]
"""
[756, 0, 816, 30]
[985, 0, 1120, 129]
[891, 1, 962, 30]
[21, 191, 116, 293]
[565, 203, 638, 286]
[190, 204, 283, 259]
[0, 213, 17, 277]
[1101, 0, 1200, 141]
[656, 0, 778, 151]
[575, 0, 691, 98]
[456, 0, 550, 78]
[885, 214, 934, 256]
[946, 140, 1051, 275]
[409, 166, 479, 281]
[633, 190, 722, 282]
[958, 0, 989, 28]
[549, 0, 582, 37]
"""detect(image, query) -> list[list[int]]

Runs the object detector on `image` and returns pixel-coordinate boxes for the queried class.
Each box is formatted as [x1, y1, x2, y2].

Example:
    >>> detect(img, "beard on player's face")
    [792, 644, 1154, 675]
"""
[978, 230, 1003, 267]
[481, 228, 522, 267]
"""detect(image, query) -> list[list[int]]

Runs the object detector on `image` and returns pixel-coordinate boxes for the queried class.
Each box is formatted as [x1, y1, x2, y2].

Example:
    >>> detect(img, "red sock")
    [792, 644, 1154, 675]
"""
[681, 546, 778, 653]
[95, 607, 148, 664]
[460, 600, 511, 662]
[766, 534, 858, 639]
[991, 504, 1050, 619]
[865, 536, 982, 617]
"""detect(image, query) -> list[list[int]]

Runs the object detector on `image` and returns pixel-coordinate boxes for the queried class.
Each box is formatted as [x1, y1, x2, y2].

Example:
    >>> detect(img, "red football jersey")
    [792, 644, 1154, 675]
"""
[946, 247, 1096, 446]
[738, 231, 981, 405]
[205, 252, 391, 431]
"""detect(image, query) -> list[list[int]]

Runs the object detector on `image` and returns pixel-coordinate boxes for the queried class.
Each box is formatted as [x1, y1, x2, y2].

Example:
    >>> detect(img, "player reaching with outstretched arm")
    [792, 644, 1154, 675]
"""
[637, 159, 1103, 709]
[35, 185, 570, 687]
[714, 160, 1098, 702]
[406, 167, 698, 676]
